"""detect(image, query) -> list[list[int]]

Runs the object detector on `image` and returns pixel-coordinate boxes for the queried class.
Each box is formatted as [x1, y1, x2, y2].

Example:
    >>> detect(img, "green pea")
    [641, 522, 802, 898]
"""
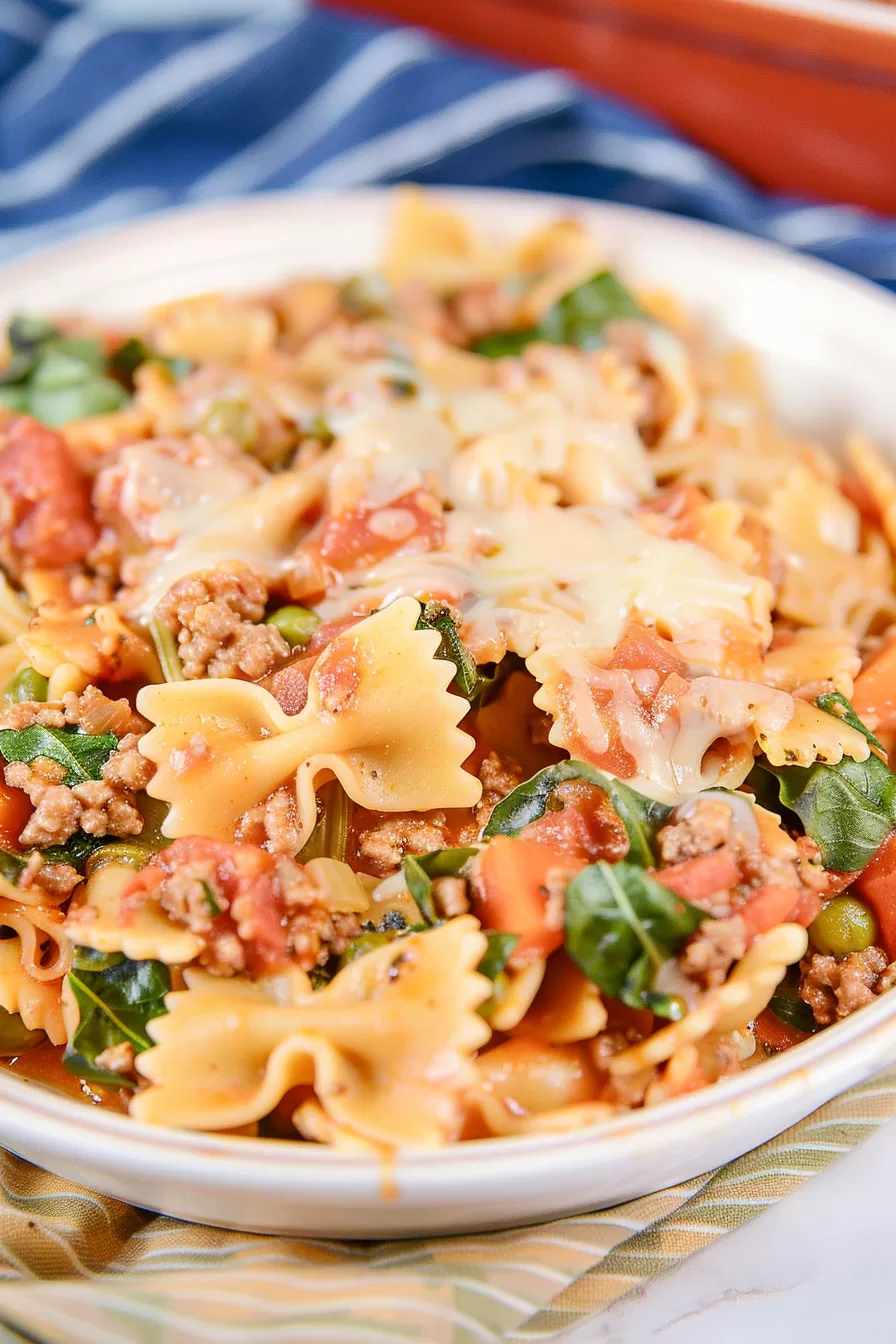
[4, 665, 49, 705]
[809, 895, 878, 958]
[0, 1006, 44, 1056]
[265, 605, 321, 649]
[200, 399, 258, 449]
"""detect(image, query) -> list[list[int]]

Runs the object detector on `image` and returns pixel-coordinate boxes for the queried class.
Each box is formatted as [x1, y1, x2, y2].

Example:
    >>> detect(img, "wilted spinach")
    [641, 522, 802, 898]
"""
[63, 947, 170, 1089]
[472, 270, 643, 358]
[481, 760, 670, 867]
[564, 860, 705, 1019]
[756, 693, 896, 873]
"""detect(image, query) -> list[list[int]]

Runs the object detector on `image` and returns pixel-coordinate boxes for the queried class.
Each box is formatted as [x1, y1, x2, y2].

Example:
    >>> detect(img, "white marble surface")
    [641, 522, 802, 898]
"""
[564, 1115, 896, 1343]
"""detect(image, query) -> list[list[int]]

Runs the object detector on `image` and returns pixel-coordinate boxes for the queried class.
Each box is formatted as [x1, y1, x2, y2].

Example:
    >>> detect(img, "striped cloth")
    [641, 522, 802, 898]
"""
[0, 5, 895, 1342]
[0, 1, 893, 289]
[0, 1075, 894, 1342]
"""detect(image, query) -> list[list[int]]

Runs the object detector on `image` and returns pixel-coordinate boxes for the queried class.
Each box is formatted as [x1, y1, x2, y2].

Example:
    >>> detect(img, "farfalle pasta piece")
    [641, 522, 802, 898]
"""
[133, 916, 491, 1146]
[609, 924, 809, 1078]
[486, 959, 546, 1032]
[136, 463, 328, 617]
[137, 598, 481, 849]
[384, 185, 502, 294]
[846, 431, 896, 552]
[148, 293, 277, 365]
[470, 1038, 610, 1138]
[757, 696, 870, 769]
[509, 952, 607, 1045]
[0, 898, 70, 982]
[0, 572, 31, 642]
[20, 602, 160, 683]
[65, 862, 202, 965]
[529, 643, 795, 805]
[762, 464, 893, 629]
[0, 939, 66, 1044]
[763, 627, 861, 698]
[449, 413, 652, 512]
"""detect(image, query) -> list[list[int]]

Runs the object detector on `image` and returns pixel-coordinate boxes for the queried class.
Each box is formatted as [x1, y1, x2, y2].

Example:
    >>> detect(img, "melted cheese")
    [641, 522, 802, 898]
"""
[323, 505, 771, 669]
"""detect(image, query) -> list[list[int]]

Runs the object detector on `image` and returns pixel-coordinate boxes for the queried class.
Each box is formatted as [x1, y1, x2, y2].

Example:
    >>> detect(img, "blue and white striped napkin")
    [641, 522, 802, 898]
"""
[0, 2, 893, 281]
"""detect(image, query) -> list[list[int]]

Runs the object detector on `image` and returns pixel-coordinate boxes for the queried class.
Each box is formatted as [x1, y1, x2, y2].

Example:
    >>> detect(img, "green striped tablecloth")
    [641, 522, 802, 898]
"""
[0, 1074, 892, 1343]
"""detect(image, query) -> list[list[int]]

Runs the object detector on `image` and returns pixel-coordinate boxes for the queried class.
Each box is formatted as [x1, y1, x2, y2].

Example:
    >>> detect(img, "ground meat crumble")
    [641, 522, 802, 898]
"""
[680, 915, 748, 990]
[799, 947, 896, 1026]
[122, 836, 361, 977]
[657, 798, 733, 864]
[155, 561, 290, 680]
[0, 688, 154, 849]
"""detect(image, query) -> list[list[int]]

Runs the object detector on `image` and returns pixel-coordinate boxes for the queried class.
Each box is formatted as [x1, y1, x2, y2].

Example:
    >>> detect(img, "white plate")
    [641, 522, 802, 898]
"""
[2, 188, 896, 1238]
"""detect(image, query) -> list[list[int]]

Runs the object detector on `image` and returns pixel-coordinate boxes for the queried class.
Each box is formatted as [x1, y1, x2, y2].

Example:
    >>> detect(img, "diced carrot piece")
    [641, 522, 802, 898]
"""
[0, 779, 32, 853]
[473, 836, 570, 963]
[656, 850, 740, 904]
[852, 643, 896, 733]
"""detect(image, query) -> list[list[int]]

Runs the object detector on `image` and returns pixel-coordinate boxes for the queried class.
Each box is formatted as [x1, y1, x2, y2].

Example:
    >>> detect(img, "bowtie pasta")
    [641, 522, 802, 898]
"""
[0, 187, 895, 1151]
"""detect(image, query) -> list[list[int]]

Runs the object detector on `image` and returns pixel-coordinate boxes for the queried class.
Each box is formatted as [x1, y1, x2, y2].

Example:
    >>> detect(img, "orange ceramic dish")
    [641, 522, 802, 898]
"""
[331, 0, 896, 211]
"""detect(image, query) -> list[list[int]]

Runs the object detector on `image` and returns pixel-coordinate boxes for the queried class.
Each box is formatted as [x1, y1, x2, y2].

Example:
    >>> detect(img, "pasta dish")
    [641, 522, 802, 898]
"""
[0, 188, 894, 1150]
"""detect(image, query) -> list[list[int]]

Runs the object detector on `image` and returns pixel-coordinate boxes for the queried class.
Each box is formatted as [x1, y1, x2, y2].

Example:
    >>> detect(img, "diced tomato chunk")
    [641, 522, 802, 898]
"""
[318, 490, 443, 573]
[124, 836, 288, 972]
[854, 829, 896, 960]
[606, 623, 688, 679]
[0, 417, 97, 573]
[520, 784, 629, 865]
[739, 884, 814, 939]
[473, 836, 570, 964]
[656, 850, 740, 905]
[852, 643, 896, 733]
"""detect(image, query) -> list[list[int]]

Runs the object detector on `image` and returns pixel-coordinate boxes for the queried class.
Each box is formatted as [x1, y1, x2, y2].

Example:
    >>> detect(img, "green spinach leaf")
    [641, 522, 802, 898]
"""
[110, 337, 193, 388]
[0, 316, 129, 425]
[415, 603, 494, 703]
[757, 694, 896, 873]
[481, 760, 670, 867]
[766, 968, 820, 1037]
[564, 860, 705, 1019]
[472, 269, 643, 358]
[63, 949, 170, 1089]
[402, 845, 479, 925]
[0, 724, 118, 786]
[477, 931, 519, 982]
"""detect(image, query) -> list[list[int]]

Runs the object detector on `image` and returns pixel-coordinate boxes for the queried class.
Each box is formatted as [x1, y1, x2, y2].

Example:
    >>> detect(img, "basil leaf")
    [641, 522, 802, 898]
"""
[477, 931, 518, 981]
[63, 954, 169, 1089]
[757, 694, 896, 873]
[402, 845, 478, 925]
[0, 724, 118, 786]
[472, 269, 643, 358]
[565, 859, 705, 1018]
[481, 760, 670, 867]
